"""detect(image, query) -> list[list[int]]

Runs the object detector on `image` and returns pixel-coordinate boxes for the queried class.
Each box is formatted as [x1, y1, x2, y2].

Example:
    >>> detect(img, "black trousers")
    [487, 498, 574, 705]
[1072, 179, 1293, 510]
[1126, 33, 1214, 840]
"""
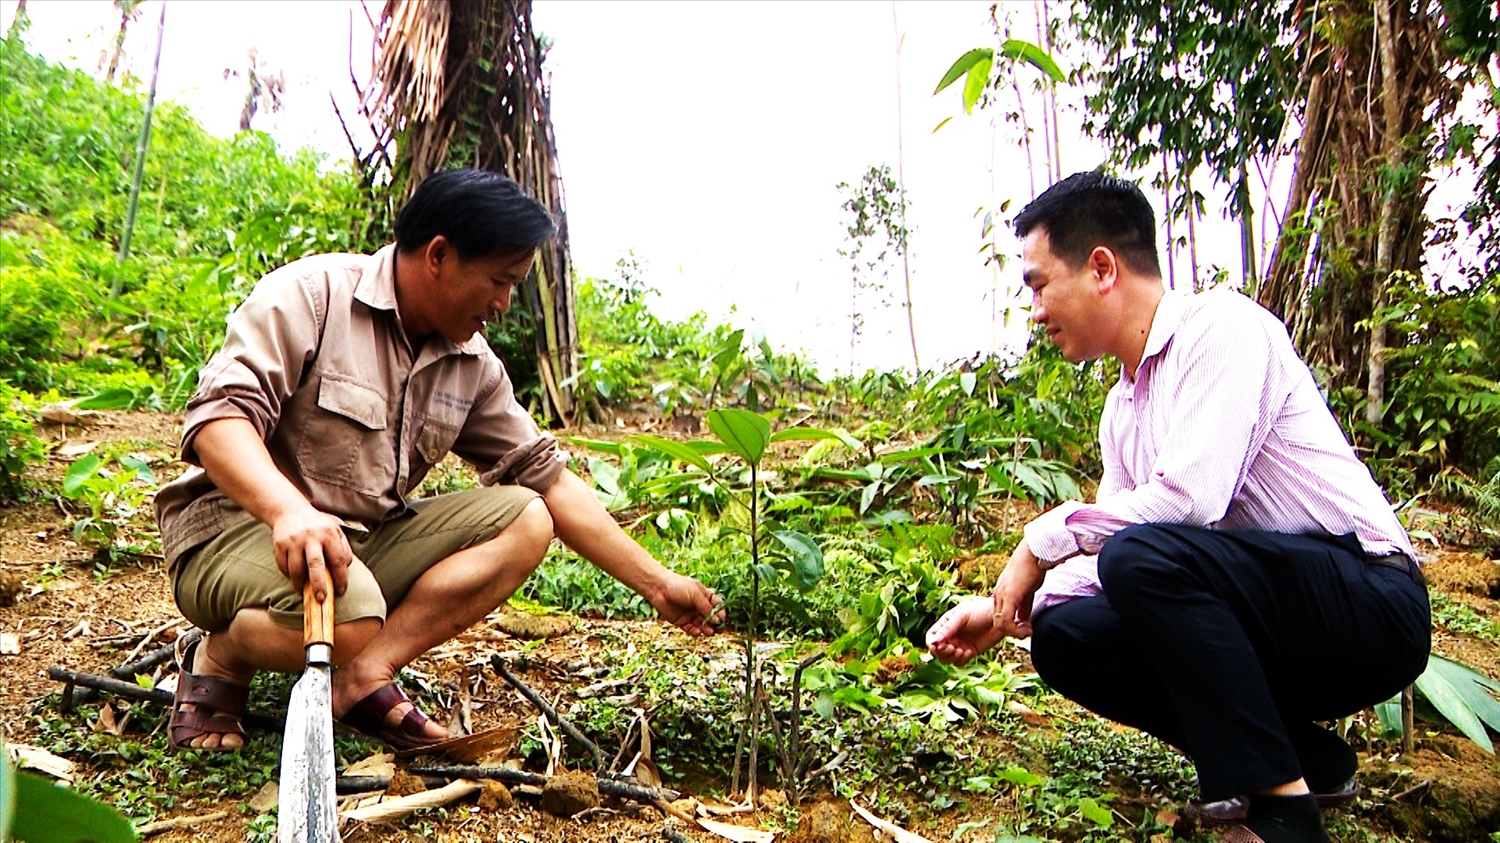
[1030, 524, 1430, 801]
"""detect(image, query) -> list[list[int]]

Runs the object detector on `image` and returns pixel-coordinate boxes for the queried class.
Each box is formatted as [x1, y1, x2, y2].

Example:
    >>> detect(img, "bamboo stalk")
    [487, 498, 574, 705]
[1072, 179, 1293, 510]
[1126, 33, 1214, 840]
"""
[116, 2, 166, 272]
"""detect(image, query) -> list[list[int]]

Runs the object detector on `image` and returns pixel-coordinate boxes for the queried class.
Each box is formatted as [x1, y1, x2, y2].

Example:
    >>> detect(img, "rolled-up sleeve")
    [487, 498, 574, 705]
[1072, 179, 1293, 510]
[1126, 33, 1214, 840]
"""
[180, 271, 322, 465]
[456, 364, 567, 493]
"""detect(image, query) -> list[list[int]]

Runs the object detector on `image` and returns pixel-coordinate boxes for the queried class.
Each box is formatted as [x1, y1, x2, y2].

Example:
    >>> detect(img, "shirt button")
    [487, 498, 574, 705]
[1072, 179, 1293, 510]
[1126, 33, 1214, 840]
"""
[427, 448, 441, 461]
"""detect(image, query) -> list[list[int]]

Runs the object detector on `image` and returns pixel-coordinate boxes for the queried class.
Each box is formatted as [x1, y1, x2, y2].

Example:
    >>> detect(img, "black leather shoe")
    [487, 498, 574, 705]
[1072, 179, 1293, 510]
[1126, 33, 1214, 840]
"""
[1184, 779, 1361, 827]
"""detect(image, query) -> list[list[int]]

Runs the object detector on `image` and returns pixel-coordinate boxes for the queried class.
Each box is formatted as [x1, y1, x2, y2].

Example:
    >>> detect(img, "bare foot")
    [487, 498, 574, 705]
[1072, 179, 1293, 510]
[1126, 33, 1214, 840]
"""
[925, 596, 1008, 666]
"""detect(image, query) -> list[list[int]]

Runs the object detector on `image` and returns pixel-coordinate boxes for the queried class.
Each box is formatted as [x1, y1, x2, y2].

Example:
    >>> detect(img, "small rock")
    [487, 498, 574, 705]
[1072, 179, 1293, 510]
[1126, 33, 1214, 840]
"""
[387, 770, 426, 797]
[478, 780, 514, 811]
[793, 800, 851, 843]
[758, 788, 788, 812]
[0, 572, 24, 607]
[539, 770, 599, 817]
[495, 609, 574, 640]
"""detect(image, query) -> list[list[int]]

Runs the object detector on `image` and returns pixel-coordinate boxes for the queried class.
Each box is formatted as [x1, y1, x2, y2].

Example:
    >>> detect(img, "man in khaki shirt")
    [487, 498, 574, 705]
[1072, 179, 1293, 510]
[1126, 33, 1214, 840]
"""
[155, 169, 721, 751]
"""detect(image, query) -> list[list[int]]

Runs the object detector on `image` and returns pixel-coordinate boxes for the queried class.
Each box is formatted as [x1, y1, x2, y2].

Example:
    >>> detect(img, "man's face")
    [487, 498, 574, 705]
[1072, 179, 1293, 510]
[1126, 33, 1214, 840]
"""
[1021, 228, 1106, 363]
[428, 249, 536, 344]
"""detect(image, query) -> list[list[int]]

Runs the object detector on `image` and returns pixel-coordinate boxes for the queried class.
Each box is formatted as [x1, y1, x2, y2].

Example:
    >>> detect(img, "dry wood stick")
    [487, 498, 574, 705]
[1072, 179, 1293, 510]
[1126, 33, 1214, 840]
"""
[47, 665, 280, 730]
[68, 629, 199, 709]
[120, 618, 187, 666]
[134, 810, 232, 837]
[490, 655, 607, 771]
[405, 765, 680, 802]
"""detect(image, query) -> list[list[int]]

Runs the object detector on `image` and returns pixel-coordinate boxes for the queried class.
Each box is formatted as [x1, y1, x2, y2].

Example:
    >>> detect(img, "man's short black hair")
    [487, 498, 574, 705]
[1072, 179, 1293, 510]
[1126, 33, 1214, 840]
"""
[1014, 171, 1162, 278]
[394, 169, 558, 260]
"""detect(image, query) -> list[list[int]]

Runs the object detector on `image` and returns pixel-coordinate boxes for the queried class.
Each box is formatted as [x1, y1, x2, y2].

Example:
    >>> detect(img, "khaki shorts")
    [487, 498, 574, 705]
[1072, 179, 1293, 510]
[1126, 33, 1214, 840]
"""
[173, 485, 539, 631]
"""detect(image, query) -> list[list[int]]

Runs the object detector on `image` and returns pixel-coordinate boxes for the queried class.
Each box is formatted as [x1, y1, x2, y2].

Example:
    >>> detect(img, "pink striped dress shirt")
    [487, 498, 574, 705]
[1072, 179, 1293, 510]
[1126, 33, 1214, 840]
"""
[1029, 289, 1416, 616]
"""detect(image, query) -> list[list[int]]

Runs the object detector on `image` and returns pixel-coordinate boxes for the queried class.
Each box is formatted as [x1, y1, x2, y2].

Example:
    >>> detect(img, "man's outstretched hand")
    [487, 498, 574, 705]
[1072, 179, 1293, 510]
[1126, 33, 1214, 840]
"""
[926, 539, 1047, 665]
[651, 571, 723, 636]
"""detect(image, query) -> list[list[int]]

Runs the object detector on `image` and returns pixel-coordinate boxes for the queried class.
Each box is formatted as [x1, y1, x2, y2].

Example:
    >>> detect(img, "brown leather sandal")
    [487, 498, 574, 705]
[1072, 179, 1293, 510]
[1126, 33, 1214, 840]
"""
[169, 637, 249, 751]
[336, 683, 440, 751]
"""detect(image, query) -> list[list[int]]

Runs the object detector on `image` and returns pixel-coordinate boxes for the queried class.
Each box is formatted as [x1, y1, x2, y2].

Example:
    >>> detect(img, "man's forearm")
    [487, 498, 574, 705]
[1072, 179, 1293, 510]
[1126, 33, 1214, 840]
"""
[541, 470, 668, 601]
[194, 417, 316, 525]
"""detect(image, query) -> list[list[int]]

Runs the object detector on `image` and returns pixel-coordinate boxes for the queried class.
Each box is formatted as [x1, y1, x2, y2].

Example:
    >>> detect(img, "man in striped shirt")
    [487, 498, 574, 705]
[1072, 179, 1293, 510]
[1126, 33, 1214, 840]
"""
[926, 172, 1430, 843]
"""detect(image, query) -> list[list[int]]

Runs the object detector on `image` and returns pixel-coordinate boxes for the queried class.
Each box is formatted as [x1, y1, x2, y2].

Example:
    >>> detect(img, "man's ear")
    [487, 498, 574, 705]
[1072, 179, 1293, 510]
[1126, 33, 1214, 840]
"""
[422, 236, 452, 277]
[1088, 245, 1120, 294]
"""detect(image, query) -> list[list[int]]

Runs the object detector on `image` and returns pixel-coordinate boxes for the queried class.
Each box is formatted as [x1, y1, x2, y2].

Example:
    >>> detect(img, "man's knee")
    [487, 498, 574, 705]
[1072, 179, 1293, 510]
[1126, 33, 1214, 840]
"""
[478, 497, 553, 572]
[512, 497, 554, 546]
[1097, 523, 1180, 597]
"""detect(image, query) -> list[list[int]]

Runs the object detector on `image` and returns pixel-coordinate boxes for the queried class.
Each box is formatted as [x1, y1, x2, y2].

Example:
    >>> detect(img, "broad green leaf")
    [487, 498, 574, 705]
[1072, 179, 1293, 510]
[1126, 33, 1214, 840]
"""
[959, 371, 977, 396]
[1374, 696, 1403, 737]
[1415, 655, 1496, 752]
[560, 436, 626, 457]
[72, 388, 143, 411]
[768, 427, 862, 453]
[1076, 797, 1113, 828]
[813, 692, 836, 719]
[629, 434, 714, 473]
[960, 60, 989, 113]
[707, 409, 770, 465]
[771, 530, 825, 592]
[10, 772, 137, 843]
[996, 766, 1044, 788]
[1424, 653, 1500, 735]
[934, 47, 993, 94]
[62, 455, 103, 495]
[859, 481, 881, 515]
[999, 38, 1066, 82]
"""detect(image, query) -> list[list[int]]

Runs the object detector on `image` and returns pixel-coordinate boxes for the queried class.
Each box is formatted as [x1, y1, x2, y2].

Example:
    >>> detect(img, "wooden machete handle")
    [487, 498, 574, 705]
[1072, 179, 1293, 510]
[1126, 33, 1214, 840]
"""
[303, 568, 335, 648]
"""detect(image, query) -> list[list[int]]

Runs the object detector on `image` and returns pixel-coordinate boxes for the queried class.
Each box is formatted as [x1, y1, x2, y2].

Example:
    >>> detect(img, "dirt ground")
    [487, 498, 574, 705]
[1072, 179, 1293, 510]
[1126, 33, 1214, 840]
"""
[3, 411, 1500, 842]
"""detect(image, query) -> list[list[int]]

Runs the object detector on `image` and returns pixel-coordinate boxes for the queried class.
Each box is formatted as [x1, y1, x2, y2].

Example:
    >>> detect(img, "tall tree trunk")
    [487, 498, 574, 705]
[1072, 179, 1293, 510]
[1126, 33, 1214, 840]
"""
[1258, 2, 1448, 397]
[367, 0, 578, 424]
[1366, 0, 1402, 426]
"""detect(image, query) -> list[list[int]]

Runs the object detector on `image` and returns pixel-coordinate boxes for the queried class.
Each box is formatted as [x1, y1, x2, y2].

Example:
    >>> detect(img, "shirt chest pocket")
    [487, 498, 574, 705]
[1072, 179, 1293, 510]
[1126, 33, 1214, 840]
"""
[298, 375, 396, 496]
[414, 412, 463, 469]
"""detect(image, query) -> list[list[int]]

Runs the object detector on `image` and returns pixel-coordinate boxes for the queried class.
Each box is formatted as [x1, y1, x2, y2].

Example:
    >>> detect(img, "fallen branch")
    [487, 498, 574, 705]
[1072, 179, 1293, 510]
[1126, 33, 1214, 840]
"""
[135, 810, 232, 837]
[408, 764, 680, 803]
[1392, 781, 1430, 802]
[490, 655, 607, 771]
[340, 778, 483, 823]
[68, 629, 200, 709]
[47, 665, 280, 730]
[119, 618, 187, 666]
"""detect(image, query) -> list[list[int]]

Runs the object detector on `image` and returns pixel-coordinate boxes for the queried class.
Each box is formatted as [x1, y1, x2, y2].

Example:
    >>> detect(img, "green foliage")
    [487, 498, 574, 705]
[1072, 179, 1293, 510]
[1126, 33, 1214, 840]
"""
[571, 274, 817, 419]
[934, 39, 1065, 116]
[0, 36, 377, 406]
[1068, 1, 1300, 234]
[1411, 653, 1500, 753]
[1431, 593, 1500, 644]
[1358, 276, 1500, 503]
[832, 548, 962, 657]
[0, 381, 48, 501]
[8, 771, 138, 843]
[59, 450, 159, 557]
[836, 164, 910, 374]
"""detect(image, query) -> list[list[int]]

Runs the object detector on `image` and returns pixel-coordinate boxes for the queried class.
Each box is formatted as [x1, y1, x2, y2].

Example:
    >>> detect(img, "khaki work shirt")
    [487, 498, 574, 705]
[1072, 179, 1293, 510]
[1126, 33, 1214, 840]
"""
[154, 244, 566, 569]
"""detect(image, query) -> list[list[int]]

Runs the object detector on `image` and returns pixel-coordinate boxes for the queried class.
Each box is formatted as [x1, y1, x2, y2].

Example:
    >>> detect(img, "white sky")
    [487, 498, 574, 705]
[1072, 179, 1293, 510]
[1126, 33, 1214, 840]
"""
[5, 0, 1274, 377]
